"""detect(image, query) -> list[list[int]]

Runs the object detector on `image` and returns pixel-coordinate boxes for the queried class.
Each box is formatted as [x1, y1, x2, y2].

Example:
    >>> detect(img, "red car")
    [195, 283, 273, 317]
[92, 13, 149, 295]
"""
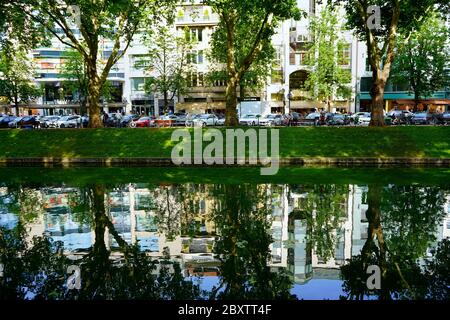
[132, 116, 156, 127]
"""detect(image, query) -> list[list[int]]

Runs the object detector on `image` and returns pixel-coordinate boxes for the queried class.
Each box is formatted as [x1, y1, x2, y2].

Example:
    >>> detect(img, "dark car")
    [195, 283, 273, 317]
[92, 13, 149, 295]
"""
[387, 110, 414, 125]
[410, 112, 440, 125]
[120, 114, 140, 127]
[0, 116, 16, 128]
[8, 116, 23, 128]
[441, 112, 450, 125]
[410, 112, 428, 125]
[298, 112, 333, 126]
[105, 113, 122, 127]
[327, 113, 351, 126]
[18, 116, 38, 128]
[81, 116, 89, 127]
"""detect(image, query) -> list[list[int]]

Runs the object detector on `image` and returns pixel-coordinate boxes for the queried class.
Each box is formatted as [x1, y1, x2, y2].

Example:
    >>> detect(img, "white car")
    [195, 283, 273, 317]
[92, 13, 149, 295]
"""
[56, 115, 82, 128]
[259, 114, 283, 126]
[192, 114, 219, 127]
[357, 112, 372, 126]
[239, 114, 261, 126]
[350, 112, 368, 122]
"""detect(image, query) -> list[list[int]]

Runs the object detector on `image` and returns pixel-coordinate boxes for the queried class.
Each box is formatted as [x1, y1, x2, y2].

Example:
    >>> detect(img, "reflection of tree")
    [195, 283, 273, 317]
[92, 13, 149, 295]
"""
[208, 184, 295, 300]
[341, 184, 448, 300]
[6, 186, 45, 224]
[0, 224, 69, 299]
[300, 185, 349, 262]
[1, 184, 201, 300]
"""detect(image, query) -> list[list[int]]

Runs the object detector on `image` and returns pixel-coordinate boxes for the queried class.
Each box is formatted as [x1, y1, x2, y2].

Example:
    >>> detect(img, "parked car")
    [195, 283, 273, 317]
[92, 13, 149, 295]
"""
[81, 116, 89, 127]
[17, 116, 38, 128]
[120, 114, 140, 127]
[350, 112, 368, 124]
[155, 115, 178, 127]
[410, 112, 438, 125]
[8, 117, 23, 128]
[39, 116, 60, 128]
[259, 114, 284, 126]
[55, 115, 82, 128]
[216, 115, 225, 126]
[239, 114, 261, 126]
[298, 112, 332, 126]
[173, 113, 188, 126]
[327, 113, 350, 126]
[132, 116, 156, 128]
[192, 114, 219, 127]
[0, 116, 16, 128]
[105, 113, 122, 127]
[358, 112, 393, 126]
[185, 114, 202, 127]
[387, 110, 414, 124]
[441, 112, 450, 124]
[356, 112, 372, 126]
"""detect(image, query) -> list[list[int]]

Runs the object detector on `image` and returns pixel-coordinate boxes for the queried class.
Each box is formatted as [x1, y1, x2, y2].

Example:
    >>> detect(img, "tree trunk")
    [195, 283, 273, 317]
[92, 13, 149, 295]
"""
[225, 77, 239, 126]
[239, 82, 245, 102]
[87, 69, 103, 128]
[414, 92, 420, 112]
[163, 90, 169, 114]
[369, 77, 386, 127]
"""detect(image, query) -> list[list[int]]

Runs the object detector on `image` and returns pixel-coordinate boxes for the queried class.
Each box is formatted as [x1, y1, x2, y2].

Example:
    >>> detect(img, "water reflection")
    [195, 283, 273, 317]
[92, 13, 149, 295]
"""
[0, 181, 449, 300]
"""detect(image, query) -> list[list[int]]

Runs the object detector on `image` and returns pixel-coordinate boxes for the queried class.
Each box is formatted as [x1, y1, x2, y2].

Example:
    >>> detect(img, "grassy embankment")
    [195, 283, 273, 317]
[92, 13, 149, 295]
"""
[0, 126, 449, 159]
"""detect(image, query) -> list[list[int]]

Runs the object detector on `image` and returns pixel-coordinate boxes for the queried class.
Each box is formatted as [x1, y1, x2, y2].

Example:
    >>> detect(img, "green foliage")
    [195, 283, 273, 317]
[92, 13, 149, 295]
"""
[390, 13, 450, 104]
[60, 50, 113, 107]
[0, 48, 41, 113]
[204, 0, 303, 124]
[208, 16, 276, 94]
[340, 184, 449, 300]
[141, 25, 195, 112]
[301, 184, 349, 262]
[208, 184, 296, 299]
[303, 6, 352, 108]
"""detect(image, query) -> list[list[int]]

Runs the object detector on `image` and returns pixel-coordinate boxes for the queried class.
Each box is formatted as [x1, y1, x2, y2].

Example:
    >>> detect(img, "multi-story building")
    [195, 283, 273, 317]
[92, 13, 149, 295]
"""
[1, 1, 449, 116]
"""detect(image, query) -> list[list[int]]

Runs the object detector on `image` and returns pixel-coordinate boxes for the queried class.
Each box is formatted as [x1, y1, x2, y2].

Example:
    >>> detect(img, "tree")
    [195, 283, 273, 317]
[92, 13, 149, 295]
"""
[204, 0, 302, 126]
[208, 19, 275, 104]
[339, 0, 449, 126]
[340, 184, 447, 300]
[0, 48, 41, 116]
[304, 5, 352, 112]
[60, 50, 112, 116]
[142, 25, 194, 114]
[208, 184, 295, 299]
[390, 12, 450, 110]
[10, 0, 176, 127]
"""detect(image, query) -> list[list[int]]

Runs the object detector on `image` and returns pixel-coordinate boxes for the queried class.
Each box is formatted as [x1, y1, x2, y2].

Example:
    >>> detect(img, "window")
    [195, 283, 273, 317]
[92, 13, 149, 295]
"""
[132, 55, 151, 70]
[188, 72, 204, 87]
[186, 27, 203, 42]
[131, 78, 146, 92]
[338, 44, 351, 67]
[188, 50, 204, 64]
[365, 58, 372, 72]
[271, 68, 283, 84]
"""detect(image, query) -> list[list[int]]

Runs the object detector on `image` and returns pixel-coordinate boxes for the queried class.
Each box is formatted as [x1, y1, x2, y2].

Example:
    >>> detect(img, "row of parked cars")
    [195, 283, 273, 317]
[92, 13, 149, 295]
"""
[0, 114, 89, 129]
[2, 110, 450, 129]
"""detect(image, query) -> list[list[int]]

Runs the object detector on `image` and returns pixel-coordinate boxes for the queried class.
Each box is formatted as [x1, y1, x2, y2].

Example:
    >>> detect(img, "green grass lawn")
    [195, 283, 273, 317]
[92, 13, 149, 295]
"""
[0, 167, 449, 187]
[0, 126, 449, 158]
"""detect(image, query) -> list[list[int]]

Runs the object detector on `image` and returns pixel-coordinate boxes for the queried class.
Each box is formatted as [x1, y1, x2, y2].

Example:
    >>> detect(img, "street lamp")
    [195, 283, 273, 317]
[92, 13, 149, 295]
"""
[287, 91, 293, 114]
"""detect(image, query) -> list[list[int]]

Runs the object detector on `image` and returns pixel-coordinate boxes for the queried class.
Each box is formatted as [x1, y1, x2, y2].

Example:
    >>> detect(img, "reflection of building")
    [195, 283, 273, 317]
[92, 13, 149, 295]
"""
[2, 183, 449, 283]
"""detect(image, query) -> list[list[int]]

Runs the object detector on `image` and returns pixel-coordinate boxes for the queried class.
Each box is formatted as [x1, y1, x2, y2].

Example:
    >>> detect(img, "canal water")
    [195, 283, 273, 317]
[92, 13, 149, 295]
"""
[0, 168, 449, 300]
